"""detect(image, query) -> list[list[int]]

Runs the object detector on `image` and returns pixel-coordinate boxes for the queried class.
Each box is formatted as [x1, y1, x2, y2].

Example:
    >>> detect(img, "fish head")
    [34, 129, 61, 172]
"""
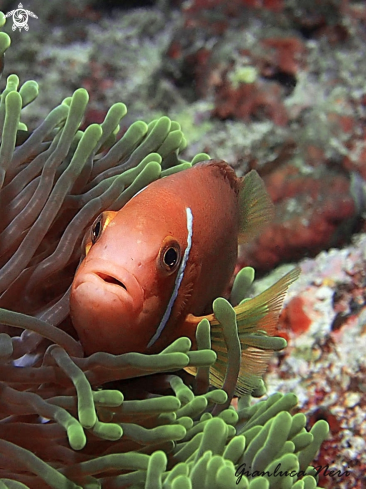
[70, 198, 192, 356]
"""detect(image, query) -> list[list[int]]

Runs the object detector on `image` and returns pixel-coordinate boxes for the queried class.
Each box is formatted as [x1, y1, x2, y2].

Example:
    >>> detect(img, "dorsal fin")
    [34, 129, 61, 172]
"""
[194, 159, 241, 194]
[238, 170, 274, 244]
[193, 163, 272, 243]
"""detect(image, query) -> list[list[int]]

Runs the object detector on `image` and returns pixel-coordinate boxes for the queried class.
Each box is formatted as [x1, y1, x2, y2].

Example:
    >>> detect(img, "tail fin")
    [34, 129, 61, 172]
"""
[238, 170, 274, 244]
[209, 267, 300, 396]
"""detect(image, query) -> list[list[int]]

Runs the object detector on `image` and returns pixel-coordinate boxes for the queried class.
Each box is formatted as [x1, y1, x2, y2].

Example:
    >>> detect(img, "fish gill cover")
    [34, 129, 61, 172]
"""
[0, 11, 328, 489]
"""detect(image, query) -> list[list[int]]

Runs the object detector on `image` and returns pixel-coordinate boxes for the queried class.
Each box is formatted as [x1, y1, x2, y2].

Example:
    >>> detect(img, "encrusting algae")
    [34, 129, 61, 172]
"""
[0, 11, 329, 489]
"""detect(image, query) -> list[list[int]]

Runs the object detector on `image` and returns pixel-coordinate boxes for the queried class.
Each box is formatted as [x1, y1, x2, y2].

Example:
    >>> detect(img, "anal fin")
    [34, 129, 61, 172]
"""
[209, 267, 300, 396]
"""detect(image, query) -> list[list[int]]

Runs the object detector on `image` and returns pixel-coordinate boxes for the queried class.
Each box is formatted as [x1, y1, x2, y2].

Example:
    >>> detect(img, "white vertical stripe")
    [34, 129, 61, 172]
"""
[147, 207, 193, 348]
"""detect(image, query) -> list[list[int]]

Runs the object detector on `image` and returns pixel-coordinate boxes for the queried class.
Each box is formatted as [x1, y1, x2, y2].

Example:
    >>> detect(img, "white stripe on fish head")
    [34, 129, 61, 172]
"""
[147, 207, 193, 348]
[130, 185, 148, 201]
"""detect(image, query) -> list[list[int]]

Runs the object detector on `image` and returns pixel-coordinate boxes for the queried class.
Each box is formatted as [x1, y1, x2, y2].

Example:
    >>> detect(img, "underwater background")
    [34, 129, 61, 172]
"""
[0, 0, 365, 488]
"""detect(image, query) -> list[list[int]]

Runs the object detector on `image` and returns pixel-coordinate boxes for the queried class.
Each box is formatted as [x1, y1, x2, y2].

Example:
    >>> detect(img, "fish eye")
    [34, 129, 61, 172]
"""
[85, 211, 115, 255]
[91, 214, 103, 244]
[159, 240, 181, 273]
[164, 247, 178, 268]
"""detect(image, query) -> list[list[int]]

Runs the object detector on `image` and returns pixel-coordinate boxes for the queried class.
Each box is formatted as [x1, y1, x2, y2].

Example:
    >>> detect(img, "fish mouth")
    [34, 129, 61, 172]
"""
[73, 259, 143, 307]
[95, 272, 127, 290]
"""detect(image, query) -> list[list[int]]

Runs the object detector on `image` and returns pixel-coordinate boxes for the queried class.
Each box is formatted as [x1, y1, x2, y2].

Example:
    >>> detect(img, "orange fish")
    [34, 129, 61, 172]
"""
[70, 160, 299, 393]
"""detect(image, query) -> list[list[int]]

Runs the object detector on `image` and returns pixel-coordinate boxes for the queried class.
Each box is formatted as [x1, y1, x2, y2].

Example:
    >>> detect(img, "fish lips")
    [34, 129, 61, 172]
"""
[72, 259, 144, 310]
[70, 259, 145, 354]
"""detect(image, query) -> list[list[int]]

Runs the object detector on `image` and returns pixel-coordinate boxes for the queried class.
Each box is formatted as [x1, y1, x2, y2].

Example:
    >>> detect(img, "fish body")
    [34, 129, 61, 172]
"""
[70, 160, 299, 393]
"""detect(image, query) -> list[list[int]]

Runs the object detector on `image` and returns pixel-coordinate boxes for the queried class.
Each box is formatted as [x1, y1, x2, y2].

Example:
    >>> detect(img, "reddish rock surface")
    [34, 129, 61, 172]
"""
[257, 234, 366, 489]
[239, 168, 358, 271]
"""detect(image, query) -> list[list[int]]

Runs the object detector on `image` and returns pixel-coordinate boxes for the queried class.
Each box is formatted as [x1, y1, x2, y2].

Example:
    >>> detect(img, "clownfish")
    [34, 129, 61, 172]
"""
[70, 160, 299, 393]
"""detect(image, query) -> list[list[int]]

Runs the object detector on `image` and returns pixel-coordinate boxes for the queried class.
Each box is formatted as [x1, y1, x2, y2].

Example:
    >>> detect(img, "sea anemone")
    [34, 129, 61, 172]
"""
[0, 12, 328, 489]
